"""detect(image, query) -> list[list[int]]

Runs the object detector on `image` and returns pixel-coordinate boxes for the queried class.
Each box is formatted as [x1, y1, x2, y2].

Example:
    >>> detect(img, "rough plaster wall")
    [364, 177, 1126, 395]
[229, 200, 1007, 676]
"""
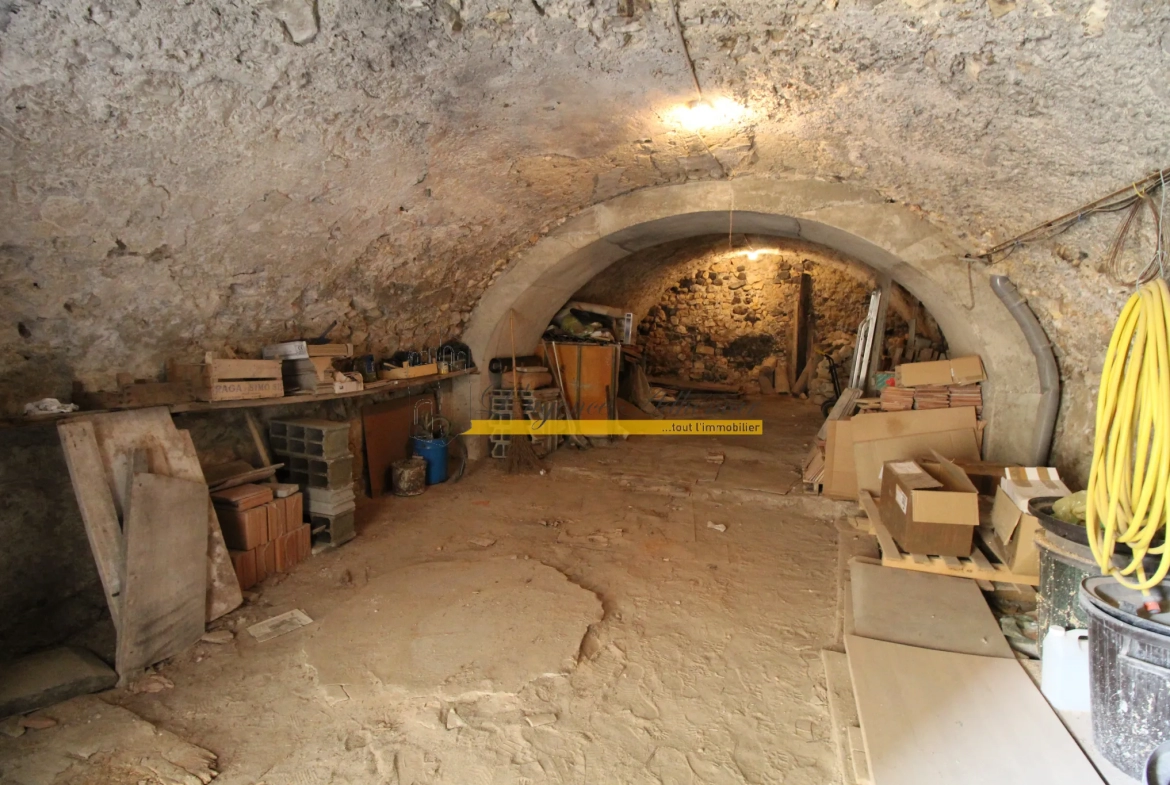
[0, 0, 1167, 654]
[1, 0, 1167, 418]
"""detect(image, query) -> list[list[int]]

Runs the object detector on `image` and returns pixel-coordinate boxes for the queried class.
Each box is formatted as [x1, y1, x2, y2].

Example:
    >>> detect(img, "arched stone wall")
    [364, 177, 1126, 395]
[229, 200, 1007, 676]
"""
[464, 178, 1039, 463]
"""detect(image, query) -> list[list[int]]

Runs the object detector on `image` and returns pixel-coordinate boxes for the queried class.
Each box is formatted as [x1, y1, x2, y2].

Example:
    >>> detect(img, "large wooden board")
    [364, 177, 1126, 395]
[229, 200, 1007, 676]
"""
[82, 409, 242, 622]
[116, 473, 209, 681]
[817, 387, 863, 440]
[844, 635, 1104, 785]
[57, 420, 124, 630]
[172, 430, 242, 620]
[546, 344, 618, 420]
[850, 560, 1012, 658]
[822, 649, 863, 785]
[362, 392, 435, 496]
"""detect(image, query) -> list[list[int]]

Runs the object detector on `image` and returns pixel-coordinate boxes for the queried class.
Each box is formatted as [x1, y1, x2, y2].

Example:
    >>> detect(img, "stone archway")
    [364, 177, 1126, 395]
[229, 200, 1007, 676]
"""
[462, 177, 1039, 463]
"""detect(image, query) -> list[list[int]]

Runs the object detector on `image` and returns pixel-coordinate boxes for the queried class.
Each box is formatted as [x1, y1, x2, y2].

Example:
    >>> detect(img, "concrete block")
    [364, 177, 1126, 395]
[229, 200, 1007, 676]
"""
[0, 647, 116, 719]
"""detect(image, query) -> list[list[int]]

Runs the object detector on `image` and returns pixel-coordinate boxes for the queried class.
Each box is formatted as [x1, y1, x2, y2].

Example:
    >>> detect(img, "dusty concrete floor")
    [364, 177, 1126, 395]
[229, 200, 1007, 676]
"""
[100, 396, 853, 784]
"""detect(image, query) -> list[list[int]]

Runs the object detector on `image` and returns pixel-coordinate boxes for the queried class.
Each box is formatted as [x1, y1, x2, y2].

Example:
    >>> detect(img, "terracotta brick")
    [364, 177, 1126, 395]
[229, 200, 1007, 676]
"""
[229, 549, 256, 591]
[265, 499, 285, 540]
[210, 483, 274, 510]
[256, 539, 276, 577]
[253, 544, 268, 583]
[284, 493, 303, 530]
[299, 523, 311, 562]
[216, 505, 268, 550]
[274, 531, 294, 573]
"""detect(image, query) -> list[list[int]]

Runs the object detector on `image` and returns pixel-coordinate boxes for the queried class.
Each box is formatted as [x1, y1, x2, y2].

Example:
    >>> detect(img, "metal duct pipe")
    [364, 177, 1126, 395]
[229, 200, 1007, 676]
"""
[990, 275, 1061, 465]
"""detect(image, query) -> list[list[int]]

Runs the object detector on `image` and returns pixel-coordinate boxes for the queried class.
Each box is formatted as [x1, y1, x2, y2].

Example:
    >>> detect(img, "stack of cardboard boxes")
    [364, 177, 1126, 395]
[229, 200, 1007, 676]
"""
[822, 353, 1073, 578]
[870, 456, 1070, 579]
[213, 483, 309, 590]
[268, 418, 356, 547]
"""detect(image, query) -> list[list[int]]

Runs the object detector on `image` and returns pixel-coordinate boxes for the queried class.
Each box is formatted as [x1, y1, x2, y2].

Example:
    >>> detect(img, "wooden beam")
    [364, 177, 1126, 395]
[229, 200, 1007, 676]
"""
[866, 275, 891, 394]
[244, 410, 272, 467]
[58, 420, 123, 630]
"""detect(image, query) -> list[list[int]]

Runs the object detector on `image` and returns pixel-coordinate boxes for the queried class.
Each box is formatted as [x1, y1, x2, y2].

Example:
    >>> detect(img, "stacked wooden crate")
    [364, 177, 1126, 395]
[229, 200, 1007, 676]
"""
[268, 418, 356, 547]
[167, 355, 284, 402]
[212, 483, 309, 590]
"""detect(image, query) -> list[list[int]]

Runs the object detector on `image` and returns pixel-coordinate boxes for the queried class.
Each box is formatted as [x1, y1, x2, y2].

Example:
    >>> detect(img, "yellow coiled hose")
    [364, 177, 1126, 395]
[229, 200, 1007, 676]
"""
[1086, 278, 1170, 595]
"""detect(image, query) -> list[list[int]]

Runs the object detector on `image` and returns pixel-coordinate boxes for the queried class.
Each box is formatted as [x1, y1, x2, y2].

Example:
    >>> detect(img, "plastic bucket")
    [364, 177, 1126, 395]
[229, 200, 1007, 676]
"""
[1079, 577, 1170, 779]
[411, 436, 448, 485]
[1037, 531, 1096, 652]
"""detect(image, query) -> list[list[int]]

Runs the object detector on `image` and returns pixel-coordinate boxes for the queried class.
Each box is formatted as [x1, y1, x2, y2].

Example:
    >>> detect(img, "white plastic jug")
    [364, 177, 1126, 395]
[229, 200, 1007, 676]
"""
[1041, 626, 1091, 712]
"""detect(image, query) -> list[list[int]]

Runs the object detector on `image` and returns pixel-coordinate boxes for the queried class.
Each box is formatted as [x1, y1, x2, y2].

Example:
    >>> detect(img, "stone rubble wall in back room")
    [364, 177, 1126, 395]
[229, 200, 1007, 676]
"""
[576, 235, 947, 400]
[639, 253, 870, 397]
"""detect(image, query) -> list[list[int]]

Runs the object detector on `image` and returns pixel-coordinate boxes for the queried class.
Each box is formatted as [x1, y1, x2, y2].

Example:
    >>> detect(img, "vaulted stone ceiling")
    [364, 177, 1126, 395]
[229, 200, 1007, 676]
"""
[1, 0, 1166, 414]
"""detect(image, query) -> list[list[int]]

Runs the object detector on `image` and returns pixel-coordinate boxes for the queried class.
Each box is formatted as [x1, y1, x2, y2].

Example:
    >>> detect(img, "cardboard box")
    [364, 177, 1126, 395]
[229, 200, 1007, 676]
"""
[953, 460, 1020, 496]
[987, 488, 1043, 576]
[855, 429, 980, 495]
[1000, 466, 1072, 512]
[229, 549, 257, 591]
[897, 355, 986, 387]
[851, 408, 981, 495]
[986, 468, 1070, 576]
[879, 454, 979, 556]
[823, 420, 858, 500]
[215, 505, 269, 551]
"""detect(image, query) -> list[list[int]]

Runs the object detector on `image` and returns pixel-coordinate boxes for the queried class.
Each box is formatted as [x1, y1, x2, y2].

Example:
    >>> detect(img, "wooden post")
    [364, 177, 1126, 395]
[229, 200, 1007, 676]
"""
[866, 274, 892, 394]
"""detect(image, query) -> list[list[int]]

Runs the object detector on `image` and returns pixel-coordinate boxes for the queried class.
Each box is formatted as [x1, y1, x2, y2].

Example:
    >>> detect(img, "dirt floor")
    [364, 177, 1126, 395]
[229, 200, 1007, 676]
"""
[13, 396, 859, 784]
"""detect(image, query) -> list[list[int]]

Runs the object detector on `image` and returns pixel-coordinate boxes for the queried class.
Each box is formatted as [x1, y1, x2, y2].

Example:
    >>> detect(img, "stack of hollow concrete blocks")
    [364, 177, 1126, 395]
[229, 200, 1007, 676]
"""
[268, 418, 356, 547]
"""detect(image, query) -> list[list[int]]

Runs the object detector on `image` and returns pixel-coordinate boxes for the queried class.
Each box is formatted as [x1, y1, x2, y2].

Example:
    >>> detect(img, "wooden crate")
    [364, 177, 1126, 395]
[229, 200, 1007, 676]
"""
[73, 379, 196, 410]
[378, 362, 438, 381]
[168, 356, 284, 402]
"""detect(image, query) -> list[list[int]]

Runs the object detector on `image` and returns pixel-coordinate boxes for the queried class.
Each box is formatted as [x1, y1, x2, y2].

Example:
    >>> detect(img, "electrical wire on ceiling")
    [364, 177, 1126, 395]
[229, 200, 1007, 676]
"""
[1103, 171, 1166, 288]
[968, 166, 1170, 285]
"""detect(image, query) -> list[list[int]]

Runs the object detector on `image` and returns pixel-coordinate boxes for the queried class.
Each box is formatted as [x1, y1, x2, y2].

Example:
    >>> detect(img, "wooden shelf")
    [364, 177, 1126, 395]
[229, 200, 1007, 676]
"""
[4, 367, 478, 429]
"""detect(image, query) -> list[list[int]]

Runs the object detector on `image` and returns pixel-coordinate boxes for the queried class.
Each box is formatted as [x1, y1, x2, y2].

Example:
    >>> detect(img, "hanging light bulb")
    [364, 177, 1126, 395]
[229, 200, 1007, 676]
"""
[668, 97, 748, 132]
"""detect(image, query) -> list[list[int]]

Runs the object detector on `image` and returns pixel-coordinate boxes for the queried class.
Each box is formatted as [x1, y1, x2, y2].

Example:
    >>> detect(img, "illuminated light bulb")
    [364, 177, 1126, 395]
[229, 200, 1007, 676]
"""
[735, 248, 780, 260]
[669, 97, 749, 131]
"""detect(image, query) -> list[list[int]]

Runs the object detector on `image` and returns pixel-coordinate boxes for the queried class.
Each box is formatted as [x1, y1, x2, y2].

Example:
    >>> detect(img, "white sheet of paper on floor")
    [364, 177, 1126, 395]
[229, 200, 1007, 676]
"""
[247, 609, 313, 642]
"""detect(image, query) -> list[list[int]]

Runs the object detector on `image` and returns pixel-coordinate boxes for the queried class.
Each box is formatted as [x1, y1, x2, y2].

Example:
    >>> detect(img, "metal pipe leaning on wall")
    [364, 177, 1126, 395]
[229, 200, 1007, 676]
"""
[990, 275, 1061, 466]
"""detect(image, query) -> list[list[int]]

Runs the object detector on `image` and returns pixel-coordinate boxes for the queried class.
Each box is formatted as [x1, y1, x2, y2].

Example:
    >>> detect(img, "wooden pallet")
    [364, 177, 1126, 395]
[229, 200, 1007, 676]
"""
[859, 491, 1039, 586]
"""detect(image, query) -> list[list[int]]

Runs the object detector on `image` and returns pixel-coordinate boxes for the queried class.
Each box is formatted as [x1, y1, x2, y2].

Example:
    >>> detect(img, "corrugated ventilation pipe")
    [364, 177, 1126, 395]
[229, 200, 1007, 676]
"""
[990, 275, 1061, 465]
